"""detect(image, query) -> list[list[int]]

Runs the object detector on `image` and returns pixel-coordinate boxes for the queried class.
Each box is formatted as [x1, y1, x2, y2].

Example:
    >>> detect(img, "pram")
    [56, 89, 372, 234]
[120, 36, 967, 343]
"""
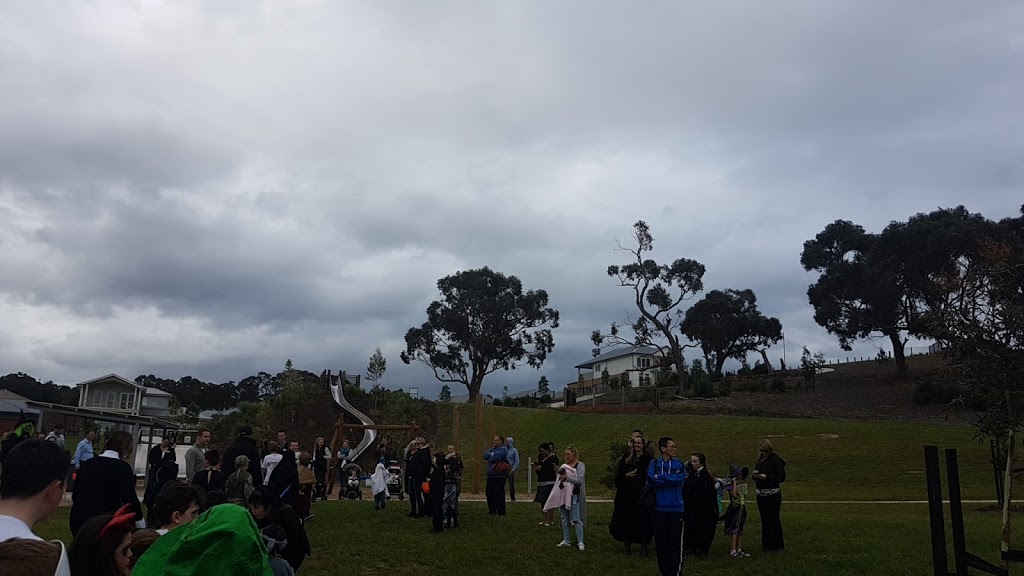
[387, 459, 404, 500]
[312, 479, 328, 502]
[343, 464, 364, 500]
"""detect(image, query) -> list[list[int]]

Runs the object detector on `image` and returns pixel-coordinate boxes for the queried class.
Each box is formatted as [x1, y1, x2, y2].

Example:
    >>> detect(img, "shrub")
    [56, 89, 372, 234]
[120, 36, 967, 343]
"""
[913, 380, 957, 406]
[717, 380, 732, 397]
[695, 380, 716, 398]
[601, 439, 630, 489]
[771, 378, 787, 393]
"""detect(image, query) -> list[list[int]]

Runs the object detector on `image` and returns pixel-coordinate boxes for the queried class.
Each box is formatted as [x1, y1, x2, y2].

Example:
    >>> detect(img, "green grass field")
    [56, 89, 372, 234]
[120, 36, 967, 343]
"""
[35, 500, 1004, 575]
[439, 406, 994, 501]
[35, 410, 1009, 575]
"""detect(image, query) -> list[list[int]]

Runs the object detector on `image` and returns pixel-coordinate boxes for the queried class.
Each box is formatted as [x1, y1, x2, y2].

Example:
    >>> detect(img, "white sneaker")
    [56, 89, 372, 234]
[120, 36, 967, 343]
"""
[578, 543, 585, 551]
[556, 540, 571, 547]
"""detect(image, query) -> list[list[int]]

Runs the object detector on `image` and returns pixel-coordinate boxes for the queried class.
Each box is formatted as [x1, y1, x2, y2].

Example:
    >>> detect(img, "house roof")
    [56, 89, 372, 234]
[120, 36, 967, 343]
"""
[0, 397, 40, 416]
[144, 387, 173, 397]
[574, 346, 660, 369]
[73, 374, 143, 390]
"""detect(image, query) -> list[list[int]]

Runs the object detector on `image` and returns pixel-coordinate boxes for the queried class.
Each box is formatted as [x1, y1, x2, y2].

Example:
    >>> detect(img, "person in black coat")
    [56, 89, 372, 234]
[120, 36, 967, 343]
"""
[682, 452, 718, 556]
[249, 490, 310, 572]
[268, 446, 300, 508]
[192, 450, 226, 494]
[221, 426, 263, 487]
[146, 436, 173, 489]
[408, 440, 433, 518]
[144, 450, 179, 526]
[427, 451, 446, 533]
[69, 430, 142, 535]
[753, 439, 786, 552]
[609, 435, 654, 554]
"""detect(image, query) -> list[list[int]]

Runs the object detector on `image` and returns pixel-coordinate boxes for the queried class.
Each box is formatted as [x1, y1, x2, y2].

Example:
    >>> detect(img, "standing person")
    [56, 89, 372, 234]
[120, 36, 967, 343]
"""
[0, 439, 72, 575]
[312, 437, 329, 489]
[610, 434, 654, 554]
[533, 443, 560, 527]
[428, 452, 446, 533]
[73, 430, 96, 470]
[375, 437, 395, 466]
[147, 436, 174, 491]
[682, 452, 718, 556]
[753, 439, 786, 552]
[185, 429, 211, 484]
[222, 426, 263, 488]
[409, 438, 432, 517]
[261, 442, 283, 487]
[551, 446, 587, 550]
[144, 451, 179, 527]
[505, 437, 520, 502]
[333, 440, 352, 500]
[269, 442, 300, 508]
[723, 464, 751, 558]
[482, 435, 509, 516]
[192, 450, 226, 494]
[224, 455, 255, 505]
[45, 425, 66, 449]
[277, 431, 288, 450]
[70, 431, 145, 536]
[370, 462, 388, 511]
[403, 439, 417, 514]
[443, 446, 463, 529]
[648, 437, 686, 576]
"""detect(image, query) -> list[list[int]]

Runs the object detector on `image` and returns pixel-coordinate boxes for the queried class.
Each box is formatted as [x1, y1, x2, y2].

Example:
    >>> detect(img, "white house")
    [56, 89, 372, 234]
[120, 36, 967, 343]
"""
[75, 374, 175, 418]
[574, 346, 664, 388]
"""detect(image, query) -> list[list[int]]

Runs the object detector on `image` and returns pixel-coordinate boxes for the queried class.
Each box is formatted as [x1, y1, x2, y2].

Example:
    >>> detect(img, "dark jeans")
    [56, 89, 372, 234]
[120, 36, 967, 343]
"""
[653, 510, 684, 576]
[507, 472, 516, 501]
[757, 492, 785, 551]
[374, 491, 387, 509]
[486, 476, 507, 515]
[410, 478, 426, 516]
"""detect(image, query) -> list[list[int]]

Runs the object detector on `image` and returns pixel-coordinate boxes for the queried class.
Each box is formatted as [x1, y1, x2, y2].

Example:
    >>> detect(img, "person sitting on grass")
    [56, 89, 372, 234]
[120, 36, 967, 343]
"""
[151, 482, 204, 536]
[262, 524, 295, 576]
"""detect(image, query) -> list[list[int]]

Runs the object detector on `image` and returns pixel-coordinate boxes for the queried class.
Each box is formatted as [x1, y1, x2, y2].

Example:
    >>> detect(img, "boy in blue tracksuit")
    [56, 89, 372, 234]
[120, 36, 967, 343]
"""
[647, 436, 687, 576]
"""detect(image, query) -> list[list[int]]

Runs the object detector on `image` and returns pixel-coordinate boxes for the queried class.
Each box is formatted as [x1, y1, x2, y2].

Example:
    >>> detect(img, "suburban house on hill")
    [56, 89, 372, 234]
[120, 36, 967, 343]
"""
[76, 374, 175, 418]
[573, 346, 664, 388]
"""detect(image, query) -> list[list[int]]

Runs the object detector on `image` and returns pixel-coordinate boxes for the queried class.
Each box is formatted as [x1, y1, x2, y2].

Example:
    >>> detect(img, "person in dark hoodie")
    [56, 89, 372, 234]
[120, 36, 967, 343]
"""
[427, 451, 446, 533]
[269, 444, 300, 509]
[753, 439, 786, 552]
[222, 426, 263, 488]
[647, 436, 686, 576]
[406, 438, 432, 518]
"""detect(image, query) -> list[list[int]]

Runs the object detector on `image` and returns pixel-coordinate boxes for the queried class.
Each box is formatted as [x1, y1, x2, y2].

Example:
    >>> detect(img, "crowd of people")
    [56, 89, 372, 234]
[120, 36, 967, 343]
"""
[0, 414, 786, 576]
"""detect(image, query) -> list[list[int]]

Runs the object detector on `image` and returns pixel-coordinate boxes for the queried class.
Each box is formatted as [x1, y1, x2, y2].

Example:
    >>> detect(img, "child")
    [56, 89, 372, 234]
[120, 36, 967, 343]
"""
[371, 462, 388, 510]
[345, 468, 362, 500]
[261, 524, 294, 576]
[723, 464, 751, 558]
[296, 452, 316, 520]
[225, 455, 255, 505]
[261, 442, 283, 487]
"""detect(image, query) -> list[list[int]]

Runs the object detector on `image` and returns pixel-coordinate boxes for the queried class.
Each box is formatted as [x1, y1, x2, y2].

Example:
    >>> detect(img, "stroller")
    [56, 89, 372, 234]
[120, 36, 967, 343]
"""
[343, 464, 364, 500]
[387, 460, 404, 500]
[312, 478, 328, 502]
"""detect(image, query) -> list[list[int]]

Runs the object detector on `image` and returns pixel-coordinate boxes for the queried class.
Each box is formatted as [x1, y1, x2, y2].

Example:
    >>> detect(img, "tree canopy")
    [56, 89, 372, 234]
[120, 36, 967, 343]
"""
[593, 221, 705, 393]
[801, 206, 991, 377]
[400, 266, 559, 401]
[681, 288, 783, 376]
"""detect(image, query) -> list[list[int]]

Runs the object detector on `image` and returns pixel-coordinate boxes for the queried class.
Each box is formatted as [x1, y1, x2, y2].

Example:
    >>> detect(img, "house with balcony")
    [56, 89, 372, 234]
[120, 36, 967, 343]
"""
[76, 374, 175, 418]
[573, 346, 664, 388]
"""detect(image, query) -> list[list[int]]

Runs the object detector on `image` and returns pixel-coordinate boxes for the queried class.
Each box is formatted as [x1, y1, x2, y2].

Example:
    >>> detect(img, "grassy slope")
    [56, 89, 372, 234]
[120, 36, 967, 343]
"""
[437, 405, 992, 501]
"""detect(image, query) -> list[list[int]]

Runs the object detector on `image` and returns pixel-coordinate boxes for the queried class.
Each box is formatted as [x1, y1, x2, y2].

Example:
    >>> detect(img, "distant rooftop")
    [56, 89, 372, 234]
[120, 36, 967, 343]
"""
[574, 346, 660, 369]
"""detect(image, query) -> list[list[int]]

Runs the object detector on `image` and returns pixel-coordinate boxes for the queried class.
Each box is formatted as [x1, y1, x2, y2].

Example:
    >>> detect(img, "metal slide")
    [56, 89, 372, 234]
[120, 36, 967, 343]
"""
[329, 381, 377, 462]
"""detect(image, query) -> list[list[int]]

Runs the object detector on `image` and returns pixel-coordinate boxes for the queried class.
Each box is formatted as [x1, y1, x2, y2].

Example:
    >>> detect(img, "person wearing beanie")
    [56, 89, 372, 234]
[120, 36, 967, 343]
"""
[132, 503, 273, 576]
[222, 426, 262, 487]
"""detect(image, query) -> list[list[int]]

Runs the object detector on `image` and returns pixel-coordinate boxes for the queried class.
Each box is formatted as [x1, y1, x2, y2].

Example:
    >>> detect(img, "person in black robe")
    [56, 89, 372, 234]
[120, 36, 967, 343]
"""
[682, 452, 718, 556]
[144, 450, 179, 526]
[753, 439, 786, 551]
[268, 445, 300, 508]
[69, 430, 143, 536]
[609, 435, 654, 554]
[249, 490, 310, 571]
[428, 451, 446, 533]
[192, 450, 226, 494]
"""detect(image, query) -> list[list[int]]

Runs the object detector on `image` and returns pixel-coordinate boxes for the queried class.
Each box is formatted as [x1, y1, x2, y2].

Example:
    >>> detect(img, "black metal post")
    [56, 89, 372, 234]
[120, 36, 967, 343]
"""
[946, 449, 968, 576]
[925, 446, 949, 576]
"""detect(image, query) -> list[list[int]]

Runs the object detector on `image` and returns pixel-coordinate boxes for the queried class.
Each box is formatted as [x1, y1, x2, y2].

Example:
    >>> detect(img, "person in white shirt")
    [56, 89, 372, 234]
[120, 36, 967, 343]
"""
[44, 425, 66, 449]
[0, 438, 72, 576]
[261, 442, 283, 486]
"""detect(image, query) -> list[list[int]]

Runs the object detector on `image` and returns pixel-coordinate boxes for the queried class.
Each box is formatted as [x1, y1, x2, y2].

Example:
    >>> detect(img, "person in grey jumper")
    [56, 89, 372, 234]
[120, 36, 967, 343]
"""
[505, 437, 520, 502]
[185, 428, 211, 483]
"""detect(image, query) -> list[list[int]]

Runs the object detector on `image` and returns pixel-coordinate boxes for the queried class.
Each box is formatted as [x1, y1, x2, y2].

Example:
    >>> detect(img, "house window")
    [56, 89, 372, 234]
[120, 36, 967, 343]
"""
[91, 391, 102, 407]
[638, 357, 651, 369]
[105, 392, 116, 408]
[594, 364, 600, 372]
[119, 393, 134, 410]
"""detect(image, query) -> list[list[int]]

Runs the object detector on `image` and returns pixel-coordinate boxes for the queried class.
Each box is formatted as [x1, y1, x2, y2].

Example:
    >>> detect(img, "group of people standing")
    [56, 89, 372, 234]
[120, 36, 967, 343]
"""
[607, 430, 787, 575]
[400, 437, 465, 532]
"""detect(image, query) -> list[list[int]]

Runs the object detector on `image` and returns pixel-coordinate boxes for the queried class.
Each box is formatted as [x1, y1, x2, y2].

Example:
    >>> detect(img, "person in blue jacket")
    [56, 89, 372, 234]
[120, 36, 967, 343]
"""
[483, 435, 509, 516]
[505, 437, 520, 502]
[647, 436, 687, 576]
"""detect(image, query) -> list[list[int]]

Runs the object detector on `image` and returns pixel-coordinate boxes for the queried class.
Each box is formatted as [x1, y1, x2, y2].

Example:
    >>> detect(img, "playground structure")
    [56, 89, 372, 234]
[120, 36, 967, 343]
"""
[321, 370, 420, 466]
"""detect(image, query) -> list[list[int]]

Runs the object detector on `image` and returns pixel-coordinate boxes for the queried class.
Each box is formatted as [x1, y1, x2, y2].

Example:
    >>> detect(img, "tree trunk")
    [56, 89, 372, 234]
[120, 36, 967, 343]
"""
[467, 375, 484, 402]
[888, 332, 908, 378]
[669, 338, 687, 396]
[714, 353, 727, 378]
[758, 349, 774, 373]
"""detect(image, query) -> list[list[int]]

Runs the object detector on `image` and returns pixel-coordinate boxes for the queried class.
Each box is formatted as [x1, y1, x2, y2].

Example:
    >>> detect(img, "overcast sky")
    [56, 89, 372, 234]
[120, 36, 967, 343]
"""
[1, 2, 1021, 397]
